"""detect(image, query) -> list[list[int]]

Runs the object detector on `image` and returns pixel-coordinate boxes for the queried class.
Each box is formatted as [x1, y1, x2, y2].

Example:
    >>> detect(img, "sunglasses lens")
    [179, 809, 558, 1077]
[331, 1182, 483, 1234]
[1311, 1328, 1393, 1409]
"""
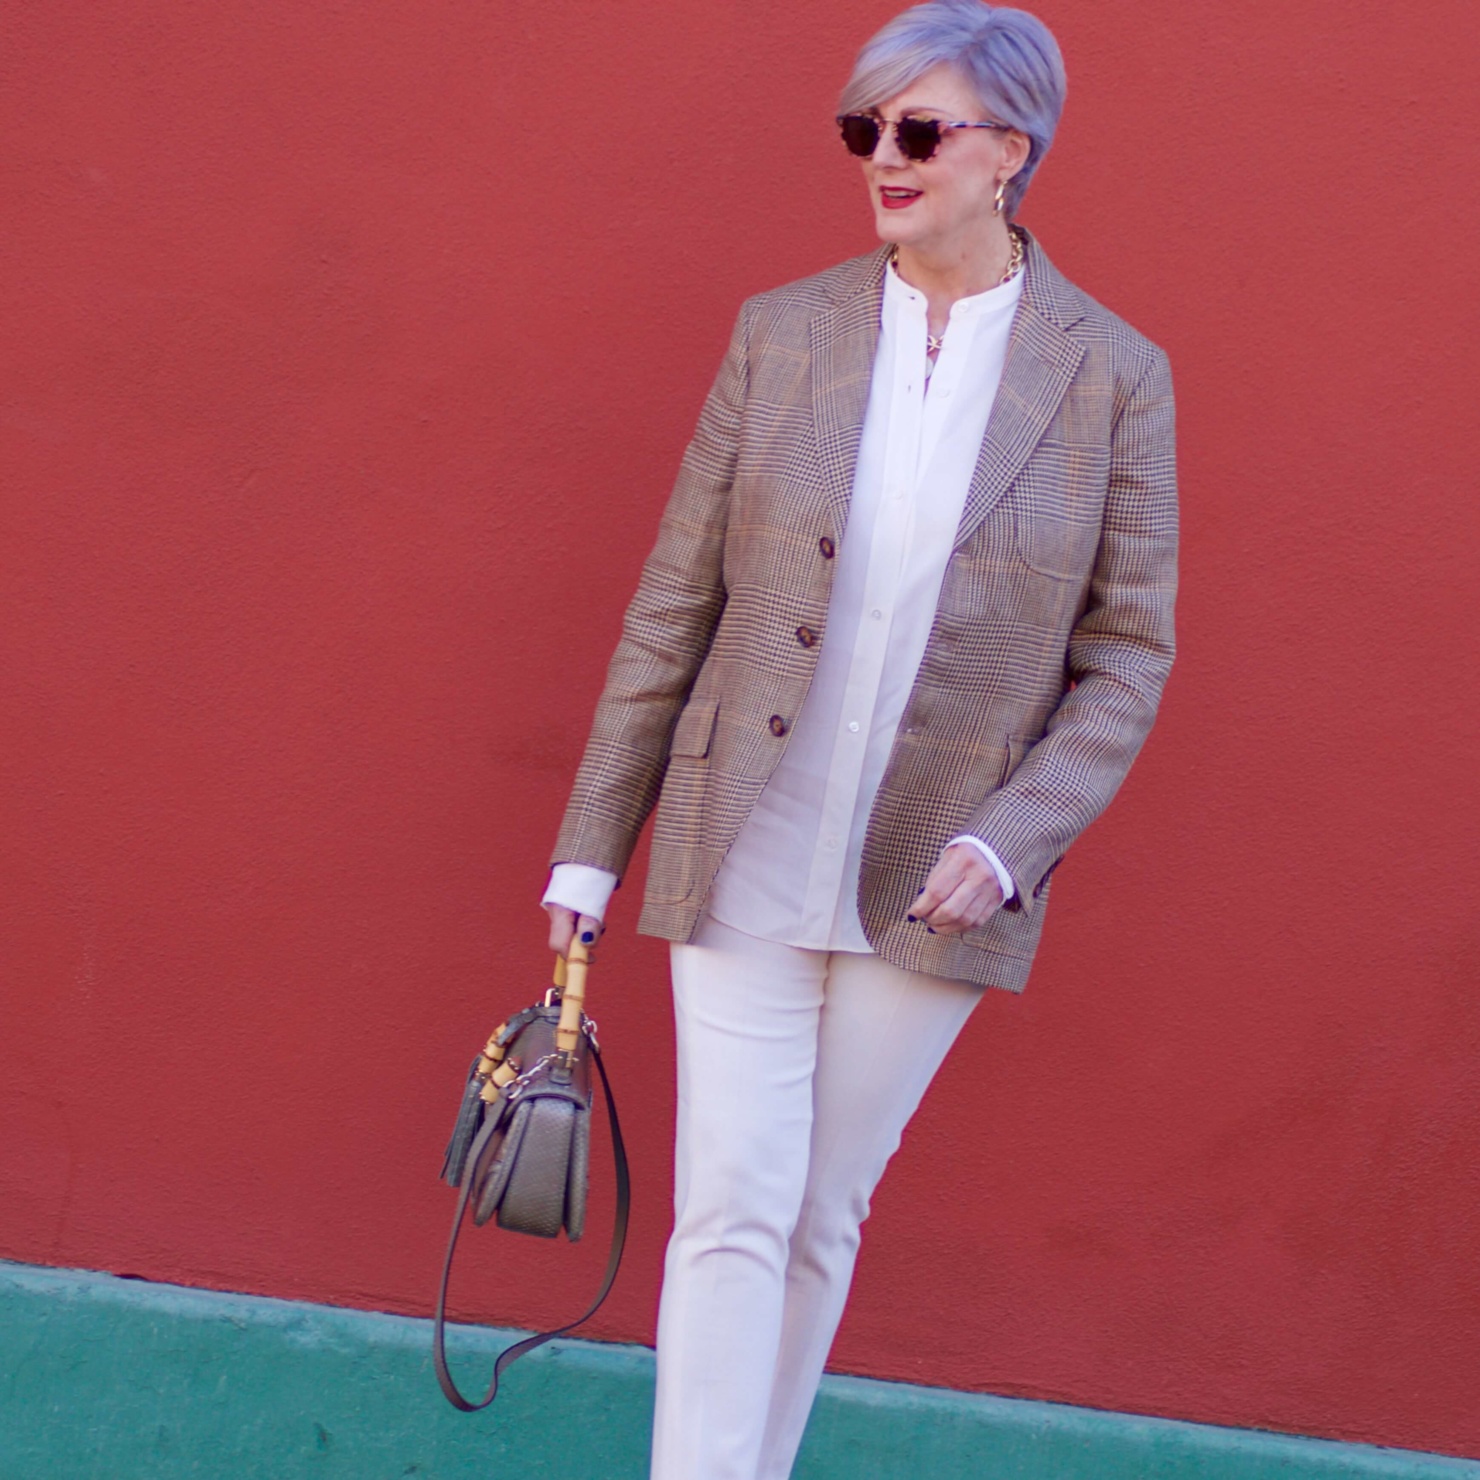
[896, 118, 942, 162]
[840, 114, 881, 157]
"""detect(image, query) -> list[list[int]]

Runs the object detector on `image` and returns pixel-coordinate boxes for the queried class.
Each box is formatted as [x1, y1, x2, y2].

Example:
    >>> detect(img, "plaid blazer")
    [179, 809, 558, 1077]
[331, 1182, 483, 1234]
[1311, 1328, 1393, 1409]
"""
[552, 230, 1177, 991]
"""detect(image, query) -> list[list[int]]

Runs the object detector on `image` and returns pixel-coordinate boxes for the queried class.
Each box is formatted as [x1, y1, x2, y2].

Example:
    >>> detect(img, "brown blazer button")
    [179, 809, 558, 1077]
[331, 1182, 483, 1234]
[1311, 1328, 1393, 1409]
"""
[818, 535, 835, 559]
[795, 625, 817, 648]
[768, 714, 788, 737]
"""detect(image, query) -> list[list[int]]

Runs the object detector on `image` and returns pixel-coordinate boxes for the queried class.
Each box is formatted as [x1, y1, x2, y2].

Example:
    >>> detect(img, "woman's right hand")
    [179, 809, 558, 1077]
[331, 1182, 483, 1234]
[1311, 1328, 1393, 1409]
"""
[544, 902, 605, 960]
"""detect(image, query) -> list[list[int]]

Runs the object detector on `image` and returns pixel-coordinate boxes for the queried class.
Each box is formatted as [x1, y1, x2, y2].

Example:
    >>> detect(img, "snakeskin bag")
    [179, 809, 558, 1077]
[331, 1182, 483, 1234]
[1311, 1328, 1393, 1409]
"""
[433, 942, 629, 1410]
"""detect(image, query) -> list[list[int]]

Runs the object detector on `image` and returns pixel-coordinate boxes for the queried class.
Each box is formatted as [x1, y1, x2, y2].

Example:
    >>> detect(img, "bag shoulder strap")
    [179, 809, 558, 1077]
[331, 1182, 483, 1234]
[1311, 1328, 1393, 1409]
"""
[432, 1035, 629, 1412]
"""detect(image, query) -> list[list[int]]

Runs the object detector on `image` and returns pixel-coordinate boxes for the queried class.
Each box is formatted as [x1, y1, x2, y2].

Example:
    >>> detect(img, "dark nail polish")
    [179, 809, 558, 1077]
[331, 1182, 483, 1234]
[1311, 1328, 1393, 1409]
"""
[580, 930, 595, 943]
[926, 926, 937, 934]
[906, 914, 918, 923]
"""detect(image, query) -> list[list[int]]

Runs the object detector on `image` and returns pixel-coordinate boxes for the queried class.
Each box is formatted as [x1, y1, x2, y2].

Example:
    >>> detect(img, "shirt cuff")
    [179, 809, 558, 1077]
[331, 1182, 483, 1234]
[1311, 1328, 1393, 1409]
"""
[943, 835, 1016, 902]
[542, 863, 619, 923]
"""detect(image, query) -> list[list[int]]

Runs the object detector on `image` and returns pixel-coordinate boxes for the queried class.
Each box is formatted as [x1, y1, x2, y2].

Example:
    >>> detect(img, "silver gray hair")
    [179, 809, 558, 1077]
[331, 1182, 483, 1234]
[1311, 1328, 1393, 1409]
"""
[838, 1, 1067, 218]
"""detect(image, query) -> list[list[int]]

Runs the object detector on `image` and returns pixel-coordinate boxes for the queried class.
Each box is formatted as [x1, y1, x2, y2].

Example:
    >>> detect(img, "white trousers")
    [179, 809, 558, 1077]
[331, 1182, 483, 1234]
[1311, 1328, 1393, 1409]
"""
[650, 915, 983, 1480]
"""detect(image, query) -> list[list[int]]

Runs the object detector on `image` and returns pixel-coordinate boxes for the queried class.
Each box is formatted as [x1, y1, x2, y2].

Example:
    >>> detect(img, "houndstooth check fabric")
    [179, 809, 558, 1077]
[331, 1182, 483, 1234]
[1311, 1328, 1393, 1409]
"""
[551, 229, 1177, 992]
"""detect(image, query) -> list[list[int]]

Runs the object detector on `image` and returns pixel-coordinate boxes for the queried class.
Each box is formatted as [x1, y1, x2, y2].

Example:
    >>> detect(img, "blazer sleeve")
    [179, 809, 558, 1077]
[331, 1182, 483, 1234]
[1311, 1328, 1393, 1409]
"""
[966, 346, 1179, 914]
[549, 300, 751, 877]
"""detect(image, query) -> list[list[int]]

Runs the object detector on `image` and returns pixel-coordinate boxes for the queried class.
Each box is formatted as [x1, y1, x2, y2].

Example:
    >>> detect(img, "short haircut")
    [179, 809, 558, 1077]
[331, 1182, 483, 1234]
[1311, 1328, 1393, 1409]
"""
[838, 1, 1067, 217]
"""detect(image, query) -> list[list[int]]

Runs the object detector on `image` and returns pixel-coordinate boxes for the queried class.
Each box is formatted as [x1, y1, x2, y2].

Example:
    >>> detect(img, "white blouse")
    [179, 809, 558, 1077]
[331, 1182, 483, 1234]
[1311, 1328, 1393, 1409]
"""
[545, 258, 1024, 945]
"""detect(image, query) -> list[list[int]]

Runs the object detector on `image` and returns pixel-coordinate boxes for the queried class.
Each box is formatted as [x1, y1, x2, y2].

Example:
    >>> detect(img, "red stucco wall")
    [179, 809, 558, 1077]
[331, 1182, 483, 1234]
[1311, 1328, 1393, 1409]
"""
[3, 0, 1477, 1460]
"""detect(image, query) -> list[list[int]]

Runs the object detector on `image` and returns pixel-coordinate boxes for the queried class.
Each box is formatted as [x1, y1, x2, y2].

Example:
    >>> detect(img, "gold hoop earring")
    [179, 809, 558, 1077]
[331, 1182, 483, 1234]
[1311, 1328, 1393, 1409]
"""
[993, 179, 1007, 216]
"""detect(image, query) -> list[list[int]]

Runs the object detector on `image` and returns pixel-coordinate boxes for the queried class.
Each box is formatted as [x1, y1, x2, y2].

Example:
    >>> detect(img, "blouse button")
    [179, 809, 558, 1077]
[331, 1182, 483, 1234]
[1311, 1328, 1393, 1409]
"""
[818, 536, 835, 559]
[768, 715, 788, 737]
[795, 625, 817, 648]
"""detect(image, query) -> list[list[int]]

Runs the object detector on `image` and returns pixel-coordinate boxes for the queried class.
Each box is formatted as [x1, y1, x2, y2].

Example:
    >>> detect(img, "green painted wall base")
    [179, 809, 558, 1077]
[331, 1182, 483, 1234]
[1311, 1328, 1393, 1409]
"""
[1, 1261, 1474, 1479]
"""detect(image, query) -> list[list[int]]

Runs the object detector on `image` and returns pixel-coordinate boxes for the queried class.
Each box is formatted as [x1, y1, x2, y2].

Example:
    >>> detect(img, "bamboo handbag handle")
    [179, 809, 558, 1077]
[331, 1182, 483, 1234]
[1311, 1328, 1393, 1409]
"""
[553, 939, 589, 1059]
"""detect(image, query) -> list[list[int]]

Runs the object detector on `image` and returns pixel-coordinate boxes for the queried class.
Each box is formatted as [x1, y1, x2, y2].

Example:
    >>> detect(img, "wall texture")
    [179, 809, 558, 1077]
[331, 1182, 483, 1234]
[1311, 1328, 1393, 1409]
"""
[2, 0, 1477, 1463]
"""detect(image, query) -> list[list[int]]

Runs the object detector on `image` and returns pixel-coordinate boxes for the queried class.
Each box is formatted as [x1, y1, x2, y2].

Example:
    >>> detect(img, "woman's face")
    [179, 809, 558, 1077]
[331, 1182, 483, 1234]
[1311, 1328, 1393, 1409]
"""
[859, 62, 1029, 254]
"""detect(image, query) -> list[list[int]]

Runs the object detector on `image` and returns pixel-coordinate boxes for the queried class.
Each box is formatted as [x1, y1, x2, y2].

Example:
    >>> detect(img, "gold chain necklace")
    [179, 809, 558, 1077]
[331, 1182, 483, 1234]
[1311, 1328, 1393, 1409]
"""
[893, 229, 1025, 371]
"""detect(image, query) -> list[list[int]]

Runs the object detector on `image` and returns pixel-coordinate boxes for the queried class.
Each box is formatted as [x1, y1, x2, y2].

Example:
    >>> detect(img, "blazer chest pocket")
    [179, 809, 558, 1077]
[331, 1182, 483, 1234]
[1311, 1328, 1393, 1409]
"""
[670, 695, 719, 759]
[1012, 474, 1107, 582]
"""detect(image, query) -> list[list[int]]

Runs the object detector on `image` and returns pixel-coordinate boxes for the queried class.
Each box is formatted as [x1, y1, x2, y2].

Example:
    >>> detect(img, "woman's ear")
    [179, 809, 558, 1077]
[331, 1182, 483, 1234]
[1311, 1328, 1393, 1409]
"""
[1003, 128, 1032, 179]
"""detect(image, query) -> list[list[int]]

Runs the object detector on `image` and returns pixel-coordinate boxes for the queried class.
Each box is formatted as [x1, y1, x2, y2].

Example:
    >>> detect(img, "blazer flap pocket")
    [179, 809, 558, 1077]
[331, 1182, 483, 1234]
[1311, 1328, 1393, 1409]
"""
[670, 696, 720, 759]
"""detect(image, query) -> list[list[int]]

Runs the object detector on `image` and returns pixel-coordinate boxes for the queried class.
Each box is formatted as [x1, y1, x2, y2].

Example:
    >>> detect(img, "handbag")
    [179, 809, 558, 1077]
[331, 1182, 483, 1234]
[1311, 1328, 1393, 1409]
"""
[433, 941, 629, 1411]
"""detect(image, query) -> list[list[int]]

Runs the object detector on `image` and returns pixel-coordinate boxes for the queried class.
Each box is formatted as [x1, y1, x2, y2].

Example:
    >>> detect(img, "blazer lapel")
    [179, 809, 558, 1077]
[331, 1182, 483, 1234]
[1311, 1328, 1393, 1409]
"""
[810, 248, 889, 541]
[953, 236, 1086, 550]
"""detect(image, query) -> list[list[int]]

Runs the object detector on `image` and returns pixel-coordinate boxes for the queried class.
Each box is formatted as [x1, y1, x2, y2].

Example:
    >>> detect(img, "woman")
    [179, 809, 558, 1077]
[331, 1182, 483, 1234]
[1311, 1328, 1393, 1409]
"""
[541, 2, 1177, 1476]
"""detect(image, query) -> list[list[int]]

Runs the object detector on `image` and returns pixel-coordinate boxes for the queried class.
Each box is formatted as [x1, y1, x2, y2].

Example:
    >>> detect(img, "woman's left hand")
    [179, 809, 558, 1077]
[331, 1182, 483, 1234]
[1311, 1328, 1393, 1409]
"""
[908, 843, 1004, 936]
